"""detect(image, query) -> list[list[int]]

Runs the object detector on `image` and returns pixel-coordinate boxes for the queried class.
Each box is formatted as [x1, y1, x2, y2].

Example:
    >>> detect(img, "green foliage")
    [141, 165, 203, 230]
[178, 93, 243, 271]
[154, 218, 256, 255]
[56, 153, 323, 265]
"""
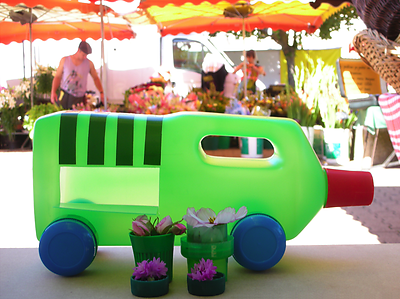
[0, 104, 24, 141]
[23, 103, 62, 139]
[293, 59, 322, 125]
[35, 65, 56, 95]
[285, 87, 318, 127]
[304, 59, 356, 129]
[314, 6, 359, 40]
[194, 83, 230, 113]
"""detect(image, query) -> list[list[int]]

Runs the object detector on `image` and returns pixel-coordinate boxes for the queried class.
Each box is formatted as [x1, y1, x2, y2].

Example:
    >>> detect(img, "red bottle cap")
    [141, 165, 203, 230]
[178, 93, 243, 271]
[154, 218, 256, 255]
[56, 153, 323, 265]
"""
[324, 168, 374, 208]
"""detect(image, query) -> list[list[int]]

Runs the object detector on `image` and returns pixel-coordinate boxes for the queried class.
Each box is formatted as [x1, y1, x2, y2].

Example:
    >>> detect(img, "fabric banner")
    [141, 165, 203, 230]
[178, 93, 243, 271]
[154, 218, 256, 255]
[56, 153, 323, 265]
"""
[378, 93, 400, 161]
[280, 48, 341, 84]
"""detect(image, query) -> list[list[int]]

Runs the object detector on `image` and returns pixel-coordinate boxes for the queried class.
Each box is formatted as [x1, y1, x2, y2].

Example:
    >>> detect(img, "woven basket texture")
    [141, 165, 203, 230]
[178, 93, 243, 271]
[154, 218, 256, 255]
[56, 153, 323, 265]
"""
[353, 29, 400, 94]
[352, 0, 400, 41]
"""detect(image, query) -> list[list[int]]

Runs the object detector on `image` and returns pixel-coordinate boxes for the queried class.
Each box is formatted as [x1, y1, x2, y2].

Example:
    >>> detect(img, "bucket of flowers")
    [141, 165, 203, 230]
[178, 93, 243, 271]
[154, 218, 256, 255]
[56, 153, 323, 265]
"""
[124, 85, 198, 115]
[130, 257, 169, 297]
[192, 83, 231, 114]
[129, 215, 186, 282]
[181, 206, 247, 281]
[187, 258, 225, 296]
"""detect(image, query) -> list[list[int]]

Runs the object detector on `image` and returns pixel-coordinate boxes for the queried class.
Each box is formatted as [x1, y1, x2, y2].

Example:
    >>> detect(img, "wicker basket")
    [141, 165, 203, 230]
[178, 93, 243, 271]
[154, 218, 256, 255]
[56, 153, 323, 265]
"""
[353, 29, 400, 94]
[352, 0, 400, 42]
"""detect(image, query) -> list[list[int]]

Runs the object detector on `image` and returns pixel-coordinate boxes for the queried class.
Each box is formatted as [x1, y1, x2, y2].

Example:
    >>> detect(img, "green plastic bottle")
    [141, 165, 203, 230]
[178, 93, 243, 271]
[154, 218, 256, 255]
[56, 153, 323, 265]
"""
[33, 111, 373, 275]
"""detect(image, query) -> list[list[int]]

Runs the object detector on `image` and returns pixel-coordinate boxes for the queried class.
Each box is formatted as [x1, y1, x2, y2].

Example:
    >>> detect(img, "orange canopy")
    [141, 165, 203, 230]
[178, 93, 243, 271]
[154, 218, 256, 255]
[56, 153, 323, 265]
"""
[138, 0, 238, 8]
[0, 2, 134, 44]
[2, 0, 109, 13]
[130, 0, 349, 36]
[0, 21, 135, 44]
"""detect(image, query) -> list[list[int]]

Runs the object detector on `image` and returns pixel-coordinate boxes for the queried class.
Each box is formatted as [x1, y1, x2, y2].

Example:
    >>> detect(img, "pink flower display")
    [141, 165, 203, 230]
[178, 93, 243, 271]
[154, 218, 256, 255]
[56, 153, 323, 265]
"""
[130, 214, 186, 236]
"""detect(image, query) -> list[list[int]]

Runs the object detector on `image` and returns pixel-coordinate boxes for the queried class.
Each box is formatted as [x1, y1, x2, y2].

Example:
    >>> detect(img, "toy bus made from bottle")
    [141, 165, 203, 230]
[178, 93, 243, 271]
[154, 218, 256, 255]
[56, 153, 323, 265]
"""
[33, 111, 373, 276]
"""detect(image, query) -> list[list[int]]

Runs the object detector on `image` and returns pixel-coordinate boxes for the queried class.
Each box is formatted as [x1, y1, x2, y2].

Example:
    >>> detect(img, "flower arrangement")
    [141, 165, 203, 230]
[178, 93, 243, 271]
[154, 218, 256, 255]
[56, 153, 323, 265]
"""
[131, 215, 186, 236]
[188, 258, 217, 281]
[12, 80, 32, 108]
[187, 83, 230, 113]
[0, 87, 16, 110]
[225, 98, 250, 115]
[0, 87, 25, 141]
[124, 85, 197, 115]
[132, 257, 168, 281]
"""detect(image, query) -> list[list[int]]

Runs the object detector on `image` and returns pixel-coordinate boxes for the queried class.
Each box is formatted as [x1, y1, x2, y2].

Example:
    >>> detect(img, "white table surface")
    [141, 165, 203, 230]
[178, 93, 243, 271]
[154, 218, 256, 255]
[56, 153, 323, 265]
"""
[1, 244, 400, 299]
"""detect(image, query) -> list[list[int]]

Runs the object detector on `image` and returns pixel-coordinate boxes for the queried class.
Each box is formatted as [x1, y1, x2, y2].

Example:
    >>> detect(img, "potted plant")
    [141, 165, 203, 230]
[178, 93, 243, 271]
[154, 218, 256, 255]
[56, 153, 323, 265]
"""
[124, 84, 197, 115]
[23, 102, 62, 140]
[315, 64, 357, 165]
[187, 258, 225, 296]
[129, 215, 186, 282]
[130, 257, 169, 297]
[181, 206, 247, 280]
[34, 64, 56, 100]
[284, 88, 319, 147]
[0, 87, 25, 148]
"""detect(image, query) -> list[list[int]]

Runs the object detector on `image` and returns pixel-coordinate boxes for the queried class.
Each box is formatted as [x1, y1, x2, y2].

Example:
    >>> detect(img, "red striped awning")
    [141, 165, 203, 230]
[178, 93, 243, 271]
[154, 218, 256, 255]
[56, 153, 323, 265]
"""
[378, 93, 400, 161]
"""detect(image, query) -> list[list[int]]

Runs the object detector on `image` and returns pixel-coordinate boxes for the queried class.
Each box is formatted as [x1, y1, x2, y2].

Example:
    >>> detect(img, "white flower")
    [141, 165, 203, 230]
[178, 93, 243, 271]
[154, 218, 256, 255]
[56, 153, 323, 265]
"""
[183, 206, 247, 228]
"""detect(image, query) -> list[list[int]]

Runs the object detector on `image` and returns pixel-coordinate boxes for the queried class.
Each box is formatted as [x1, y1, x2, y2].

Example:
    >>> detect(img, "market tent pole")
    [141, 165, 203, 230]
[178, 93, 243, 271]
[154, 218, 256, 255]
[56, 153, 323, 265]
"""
[22, 41, 26, 80]
[29, 8, 33, 107]
[100, 0, 107, 109]
[242, 17, 246, 100]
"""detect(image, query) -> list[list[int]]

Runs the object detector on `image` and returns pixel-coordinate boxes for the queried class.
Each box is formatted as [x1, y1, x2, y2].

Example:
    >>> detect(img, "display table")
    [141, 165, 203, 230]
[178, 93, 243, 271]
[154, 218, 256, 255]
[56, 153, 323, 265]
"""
[353, 105, 398, 167]
[1, 244, 399, 299]
[363, 106, 392, 167]
[364, 106, 387, 134]
[378, 93, 400, 163]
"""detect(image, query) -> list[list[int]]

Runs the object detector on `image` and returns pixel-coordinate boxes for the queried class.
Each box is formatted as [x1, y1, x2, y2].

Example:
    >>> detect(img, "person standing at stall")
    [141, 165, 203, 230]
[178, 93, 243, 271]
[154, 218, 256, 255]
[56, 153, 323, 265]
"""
[233, 50, 266, 94]
[51, 40, 104, 109]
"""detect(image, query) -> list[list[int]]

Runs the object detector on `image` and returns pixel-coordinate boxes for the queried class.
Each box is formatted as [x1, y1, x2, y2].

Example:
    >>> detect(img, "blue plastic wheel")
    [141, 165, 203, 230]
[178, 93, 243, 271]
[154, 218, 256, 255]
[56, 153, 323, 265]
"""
[231, 214, 286, 271]
[39, 219, 97, 276]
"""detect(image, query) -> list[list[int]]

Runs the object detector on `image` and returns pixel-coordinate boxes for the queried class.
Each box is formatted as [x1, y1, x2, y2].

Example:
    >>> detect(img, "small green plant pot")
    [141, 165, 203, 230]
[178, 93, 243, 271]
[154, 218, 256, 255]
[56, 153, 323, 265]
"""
[181, 235, 234, 281]
[129, 233, 175, 282]
[130, 275, 169, 297]
[187, 272, 225, 296]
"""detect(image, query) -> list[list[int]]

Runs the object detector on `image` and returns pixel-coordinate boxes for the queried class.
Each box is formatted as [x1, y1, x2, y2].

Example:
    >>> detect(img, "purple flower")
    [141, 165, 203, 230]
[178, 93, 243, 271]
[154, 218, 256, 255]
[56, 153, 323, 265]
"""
[133, 257, 168, 281]
[188, 258, 217, 281]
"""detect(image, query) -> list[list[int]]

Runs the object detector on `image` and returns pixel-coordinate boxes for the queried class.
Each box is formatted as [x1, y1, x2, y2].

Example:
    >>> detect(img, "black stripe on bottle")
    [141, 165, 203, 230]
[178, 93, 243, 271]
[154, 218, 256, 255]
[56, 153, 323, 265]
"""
[59, 113, 78, 164]
[116, 114, 134, 166]
[144, 116, 163, 166]
[87, 114, 107, 165]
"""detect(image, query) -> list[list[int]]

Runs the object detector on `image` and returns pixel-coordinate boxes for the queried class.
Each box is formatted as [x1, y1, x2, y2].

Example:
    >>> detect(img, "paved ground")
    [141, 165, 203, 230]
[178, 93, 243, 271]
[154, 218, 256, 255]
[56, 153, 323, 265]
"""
[0, 150, 399, 248]
[343, 185, 400, 243]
